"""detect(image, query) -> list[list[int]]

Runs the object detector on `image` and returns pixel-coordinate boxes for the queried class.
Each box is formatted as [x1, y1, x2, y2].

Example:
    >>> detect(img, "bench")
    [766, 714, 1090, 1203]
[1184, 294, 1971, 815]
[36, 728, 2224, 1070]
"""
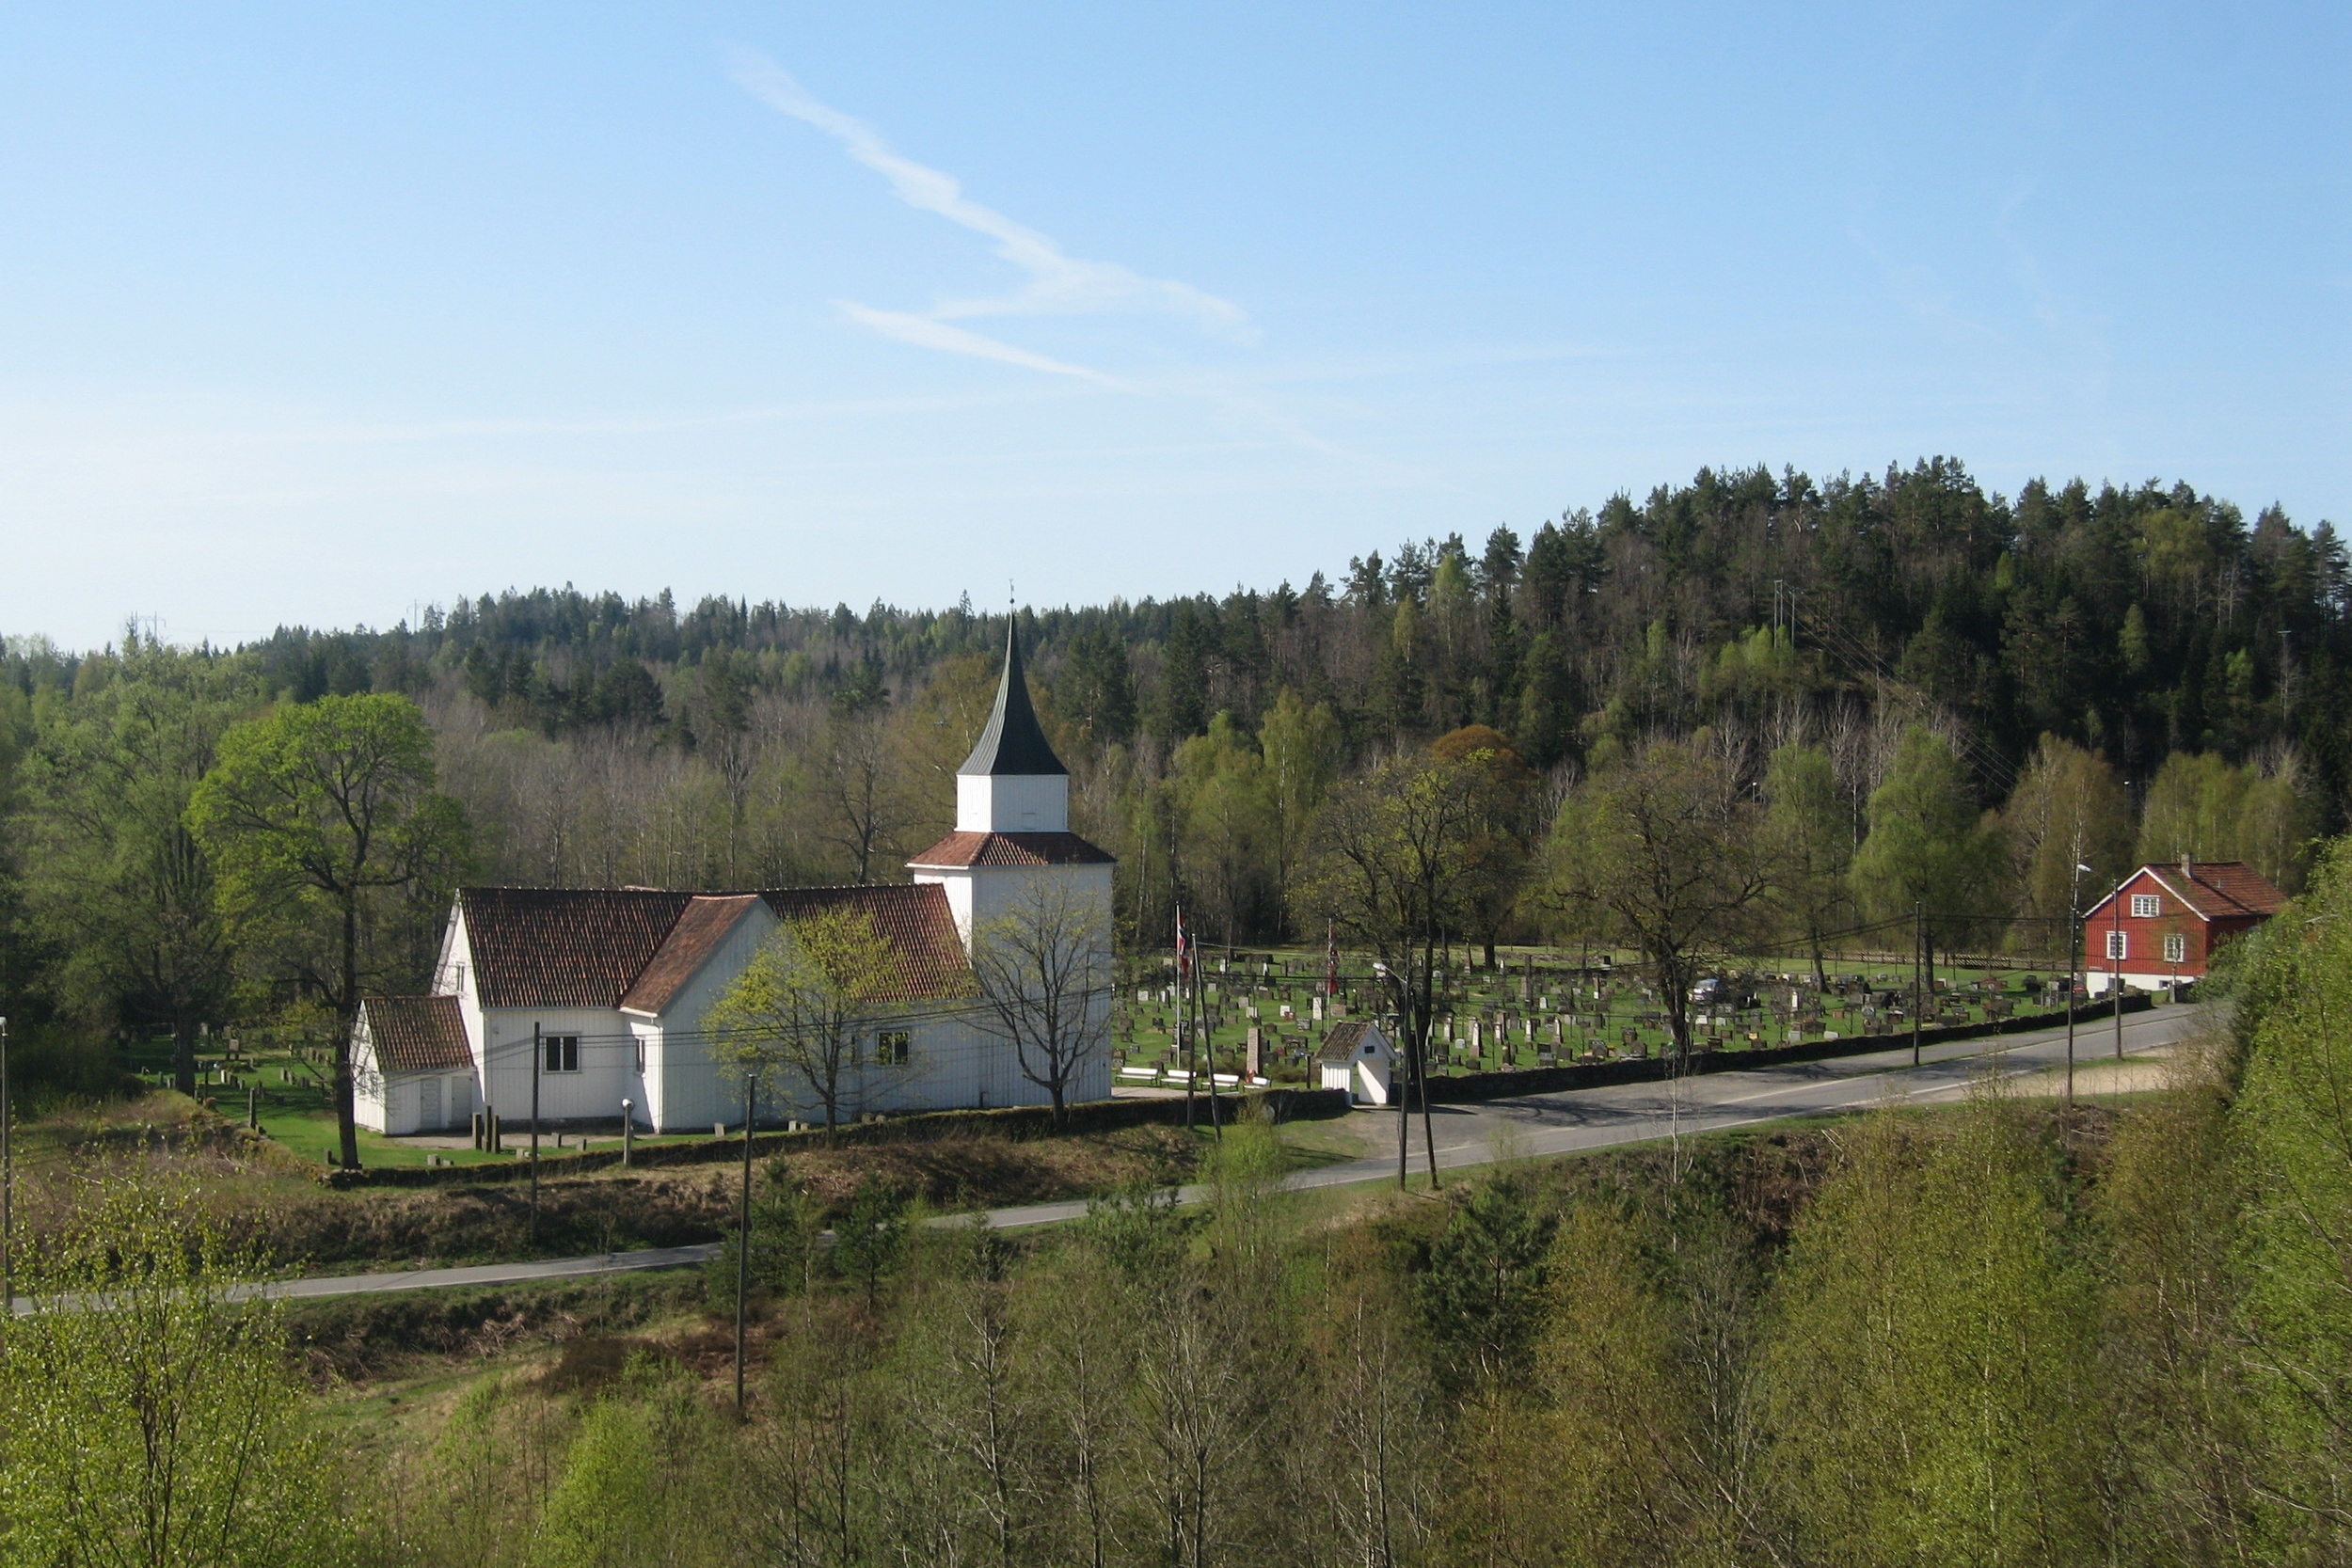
[1118, 1067, 1160, 1082]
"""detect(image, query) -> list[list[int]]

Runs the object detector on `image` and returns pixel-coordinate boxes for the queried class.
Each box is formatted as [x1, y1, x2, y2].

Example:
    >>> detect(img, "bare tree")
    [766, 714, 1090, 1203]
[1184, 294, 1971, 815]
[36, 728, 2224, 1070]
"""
[813, 706, 917, 884]
[970, 876, 1114, 1128]
[1295, 748, 1507, 1189]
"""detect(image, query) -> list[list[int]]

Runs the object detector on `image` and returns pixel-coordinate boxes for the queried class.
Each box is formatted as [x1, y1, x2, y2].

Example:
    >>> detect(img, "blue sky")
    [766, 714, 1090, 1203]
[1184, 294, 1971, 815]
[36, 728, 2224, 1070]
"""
[2, 2, 2344, 649]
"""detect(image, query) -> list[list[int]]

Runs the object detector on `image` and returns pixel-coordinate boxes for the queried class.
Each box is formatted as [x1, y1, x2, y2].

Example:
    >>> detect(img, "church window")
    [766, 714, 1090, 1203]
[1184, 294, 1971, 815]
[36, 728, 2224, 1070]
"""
[878, 1030, 912, 1067]
[543, 1034, 580, 1073]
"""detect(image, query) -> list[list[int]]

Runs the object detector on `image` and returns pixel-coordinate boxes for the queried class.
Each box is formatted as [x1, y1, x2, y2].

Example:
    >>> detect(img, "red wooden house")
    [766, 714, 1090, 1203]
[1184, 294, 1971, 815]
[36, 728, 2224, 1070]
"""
[2082, 858, 2287, 994]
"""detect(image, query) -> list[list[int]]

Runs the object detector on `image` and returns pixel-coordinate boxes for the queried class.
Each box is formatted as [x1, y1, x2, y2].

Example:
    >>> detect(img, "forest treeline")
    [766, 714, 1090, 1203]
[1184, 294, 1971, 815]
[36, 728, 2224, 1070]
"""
[8, 843, 2352, 1566]
[0, 460, 2342, 1080]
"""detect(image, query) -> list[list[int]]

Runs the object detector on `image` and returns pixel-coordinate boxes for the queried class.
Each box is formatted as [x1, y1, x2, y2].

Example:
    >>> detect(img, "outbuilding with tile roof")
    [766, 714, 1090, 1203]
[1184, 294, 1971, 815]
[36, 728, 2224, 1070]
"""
[353, 995, 476, 1135]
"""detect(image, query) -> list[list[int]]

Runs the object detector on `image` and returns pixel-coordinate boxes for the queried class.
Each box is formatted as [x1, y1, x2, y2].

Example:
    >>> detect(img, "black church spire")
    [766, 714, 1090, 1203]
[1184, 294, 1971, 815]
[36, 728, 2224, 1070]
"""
[958, 619, 1067, 777]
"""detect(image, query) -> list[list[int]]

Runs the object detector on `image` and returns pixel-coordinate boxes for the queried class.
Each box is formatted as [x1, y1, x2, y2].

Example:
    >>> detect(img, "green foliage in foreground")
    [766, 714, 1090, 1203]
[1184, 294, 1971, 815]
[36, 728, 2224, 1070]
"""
[16, 835, 2352, 1564]
[0, 1180, 342, 1568]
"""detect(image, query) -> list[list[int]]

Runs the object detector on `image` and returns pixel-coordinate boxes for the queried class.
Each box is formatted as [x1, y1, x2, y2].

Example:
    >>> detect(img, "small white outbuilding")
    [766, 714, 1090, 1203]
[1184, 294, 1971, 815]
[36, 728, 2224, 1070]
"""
[353, 994, 477, 1134]
[1315, 1021, 1395, 1106]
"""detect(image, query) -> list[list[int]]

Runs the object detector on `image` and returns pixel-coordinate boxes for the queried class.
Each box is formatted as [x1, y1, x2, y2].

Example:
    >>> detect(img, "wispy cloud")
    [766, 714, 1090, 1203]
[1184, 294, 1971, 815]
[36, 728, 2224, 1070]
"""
[731, 50, 1251, 376]
[834, 305, 1124, 386]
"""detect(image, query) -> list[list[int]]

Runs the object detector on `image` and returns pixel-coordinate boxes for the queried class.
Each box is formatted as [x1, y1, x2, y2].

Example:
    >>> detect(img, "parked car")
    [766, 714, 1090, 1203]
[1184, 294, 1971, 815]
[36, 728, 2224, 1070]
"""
[1689, 976, 1726, 1005]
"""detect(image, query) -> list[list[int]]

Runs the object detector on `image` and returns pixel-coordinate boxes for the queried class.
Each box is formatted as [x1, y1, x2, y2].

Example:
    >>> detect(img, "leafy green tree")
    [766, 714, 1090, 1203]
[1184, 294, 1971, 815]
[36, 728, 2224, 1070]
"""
[1059, 620, 1137, 745]
[1543, 737, 1773, 1056]
[1428, 723, 1539, 969]
[535, 1359, 723, 1568]
[2137, 748, 2315, 892]
[15, 635, 251, 1093]
[0, 1179, 340, 1567]
[1257, 685, 1342, 899]
[706, 904, 902, 1141]
[1170, 714, 1277, 945]
[1850, 724, 1998, 973]
[1759, 1097, 2103, 1564]
[1998, 734, 2133, 953]
[1413, 1173, 1556, 1395]
[1763, 741, 1853, 990]
[2228, 841, 2352, 1540]
[1157, 601, 1213, 741]
[2092, 1053, 2265, 1560]
[189, 692, 470, 1167]
[834, 1176, 912, 1312]
[1513, 630, 1581, 770]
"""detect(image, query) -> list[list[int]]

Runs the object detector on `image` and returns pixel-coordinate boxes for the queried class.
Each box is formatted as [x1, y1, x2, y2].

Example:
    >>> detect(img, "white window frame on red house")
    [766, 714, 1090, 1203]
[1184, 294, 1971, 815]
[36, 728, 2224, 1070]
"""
[2106, 930, 2129, 961]
[2163, 932, 2187, 963]
[2131, 893, 2160, 918]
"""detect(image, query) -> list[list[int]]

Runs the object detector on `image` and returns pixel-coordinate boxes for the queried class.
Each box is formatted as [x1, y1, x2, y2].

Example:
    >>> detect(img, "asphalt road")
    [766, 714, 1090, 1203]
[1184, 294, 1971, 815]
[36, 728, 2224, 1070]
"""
[123, 1002, 2201, 1309]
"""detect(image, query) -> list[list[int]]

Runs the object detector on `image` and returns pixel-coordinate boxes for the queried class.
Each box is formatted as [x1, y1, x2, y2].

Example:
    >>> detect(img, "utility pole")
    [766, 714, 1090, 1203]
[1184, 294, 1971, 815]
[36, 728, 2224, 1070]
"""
[1912, 903, 1924, 1067]
[529, 1022, 542, 1243]
[2067, 861, 2091, 1109]
[736, 1074, 754, 1413]
[2, 1015, 11, 1315]
[2114, 891, 2127, 1060]
[2065, 909, 2077, 1107]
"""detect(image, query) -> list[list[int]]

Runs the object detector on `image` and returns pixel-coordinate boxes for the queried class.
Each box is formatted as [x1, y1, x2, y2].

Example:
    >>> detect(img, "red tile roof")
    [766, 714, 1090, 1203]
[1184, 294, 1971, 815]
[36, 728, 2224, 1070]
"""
[460, 887, 697, 1008]
[907, 831, 1115, 868]
[2153, 861, 2289, 920]
[359, 995, 472, 1074]
[455, 883, 977, 1014]
[2092, 861, 2290, 923]
[759, 884, 976, 1002]
[619, 895, 764, 1016]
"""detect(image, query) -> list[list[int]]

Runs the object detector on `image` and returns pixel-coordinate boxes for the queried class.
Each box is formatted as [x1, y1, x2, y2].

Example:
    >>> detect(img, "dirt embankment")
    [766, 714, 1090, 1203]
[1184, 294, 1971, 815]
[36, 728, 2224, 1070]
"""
[252, 1122, 1201, 1269]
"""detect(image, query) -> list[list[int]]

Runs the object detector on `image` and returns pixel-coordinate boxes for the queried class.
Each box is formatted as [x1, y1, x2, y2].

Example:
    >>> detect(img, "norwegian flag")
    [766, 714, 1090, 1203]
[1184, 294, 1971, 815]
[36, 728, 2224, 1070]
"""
[1175, 907, 1191, 981]
[1325, 923, 1339, 998]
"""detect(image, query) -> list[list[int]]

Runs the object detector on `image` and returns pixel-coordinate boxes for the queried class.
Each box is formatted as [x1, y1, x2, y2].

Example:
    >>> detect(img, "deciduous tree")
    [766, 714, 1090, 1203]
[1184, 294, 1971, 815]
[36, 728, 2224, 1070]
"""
[1543, 737, 1773, 1056]
[189, 692, 469, 1167]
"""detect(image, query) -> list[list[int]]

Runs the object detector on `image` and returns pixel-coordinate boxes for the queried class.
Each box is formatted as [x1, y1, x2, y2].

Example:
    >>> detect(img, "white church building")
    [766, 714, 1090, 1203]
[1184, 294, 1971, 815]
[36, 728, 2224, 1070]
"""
[354, 626, 1116, 1135]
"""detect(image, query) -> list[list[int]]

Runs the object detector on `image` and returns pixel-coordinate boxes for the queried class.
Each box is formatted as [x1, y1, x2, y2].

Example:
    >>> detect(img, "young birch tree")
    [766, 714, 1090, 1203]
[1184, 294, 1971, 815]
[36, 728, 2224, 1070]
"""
[0, 1180, 340, 1568]
[706, 905, 898, 1142]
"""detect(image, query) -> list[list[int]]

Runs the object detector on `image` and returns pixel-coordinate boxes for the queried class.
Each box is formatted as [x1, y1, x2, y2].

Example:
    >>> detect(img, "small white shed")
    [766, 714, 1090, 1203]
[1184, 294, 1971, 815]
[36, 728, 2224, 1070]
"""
[353, 995, 477, 1134]
[1316, 1021, 1395, 1106]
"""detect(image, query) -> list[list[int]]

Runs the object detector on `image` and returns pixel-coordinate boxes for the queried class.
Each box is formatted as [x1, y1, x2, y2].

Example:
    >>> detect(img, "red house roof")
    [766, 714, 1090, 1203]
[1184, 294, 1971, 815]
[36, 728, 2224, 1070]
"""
[2088, 861, 2288, 924]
